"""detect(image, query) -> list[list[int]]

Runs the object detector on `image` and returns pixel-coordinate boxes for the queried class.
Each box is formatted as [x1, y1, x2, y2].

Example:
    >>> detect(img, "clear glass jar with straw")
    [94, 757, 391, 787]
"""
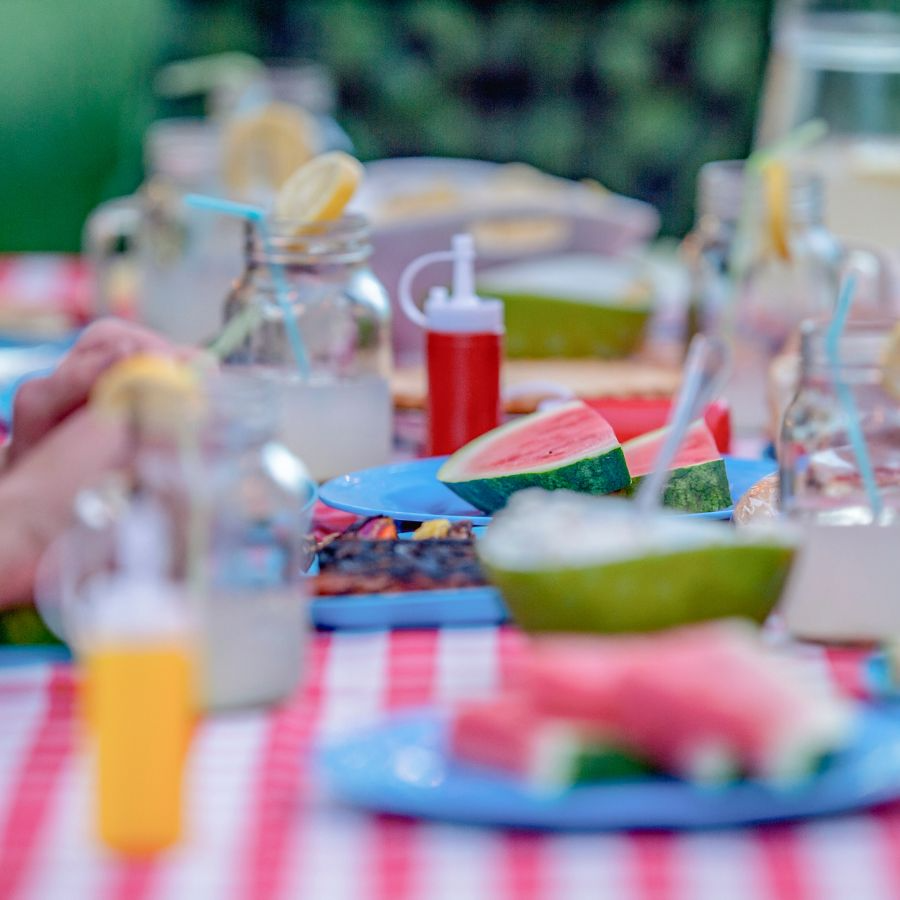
[780, 319, 900, 525]
[219, 213, 393, 481]
[684, 159, 887, 441]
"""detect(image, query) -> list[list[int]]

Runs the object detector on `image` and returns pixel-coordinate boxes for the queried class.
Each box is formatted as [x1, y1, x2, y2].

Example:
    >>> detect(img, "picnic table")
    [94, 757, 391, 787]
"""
[1, 626, 895, 900]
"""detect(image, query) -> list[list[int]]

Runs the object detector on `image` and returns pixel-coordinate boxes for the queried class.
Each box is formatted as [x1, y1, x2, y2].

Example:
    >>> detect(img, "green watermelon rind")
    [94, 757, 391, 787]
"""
[623, 459, 732, 513]
[437, 401, 632, 514]
[442, 448, 631, 514]
[482, 543, 795, 634]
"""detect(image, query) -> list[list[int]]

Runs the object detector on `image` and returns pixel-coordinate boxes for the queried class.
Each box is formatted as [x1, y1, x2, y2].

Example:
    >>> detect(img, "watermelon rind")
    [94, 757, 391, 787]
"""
[437, 402, 631, 514]
[483, 543, 795, 634]
[624, 459, 732, 513]
[621, 420, 732, 513]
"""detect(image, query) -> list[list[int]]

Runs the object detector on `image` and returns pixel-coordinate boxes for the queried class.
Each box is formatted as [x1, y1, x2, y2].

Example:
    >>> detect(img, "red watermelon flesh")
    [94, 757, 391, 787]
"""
[464, 402, 618, 473]
[583, 397, 731, 452]
[450, 694, 538, 777]
[621, 419, 732, 513]
[450, 694, 653, 787]
[519, 623, 851, 784]
[623, 418, 720, 477]
[437, 401, 631, 514]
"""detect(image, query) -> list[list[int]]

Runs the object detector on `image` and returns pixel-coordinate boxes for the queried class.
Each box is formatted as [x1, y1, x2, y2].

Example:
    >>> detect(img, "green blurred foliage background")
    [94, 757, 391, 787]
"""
[0, 0, 774, 250]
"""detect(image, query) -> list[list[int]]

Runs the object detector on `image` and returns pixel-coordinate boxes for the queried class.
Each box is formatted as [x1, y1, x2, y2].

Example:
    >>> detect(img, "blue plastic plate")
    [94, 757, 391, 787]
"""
[0, 644, 72, 669]
[864, 653, 897, 699]
[311, 585, 508, 630]
[319, 456, 776, 525]
[321, 707, 900, 831]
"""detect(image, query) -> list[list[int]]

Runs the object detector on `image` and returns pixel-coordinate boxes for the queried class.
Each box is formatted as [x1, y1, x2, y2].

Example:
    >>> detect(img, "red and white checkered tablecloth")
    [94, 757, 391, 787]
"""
[0, 256, 92, 329]
[0, 627, 894, 900]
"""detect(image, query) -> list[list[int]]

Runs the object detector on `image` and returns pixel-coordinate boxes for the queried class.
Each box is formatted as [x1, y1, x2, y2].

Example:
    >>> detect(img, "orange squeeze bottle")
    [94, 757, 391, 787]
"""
[80, 500, 196, 856]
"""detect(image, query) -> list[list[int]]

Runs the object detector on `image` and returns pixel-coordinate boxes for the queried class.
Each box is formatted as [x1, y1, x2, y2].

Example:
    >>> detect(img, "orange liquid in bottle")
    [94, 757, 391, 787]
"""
[84, 642, 194, 855]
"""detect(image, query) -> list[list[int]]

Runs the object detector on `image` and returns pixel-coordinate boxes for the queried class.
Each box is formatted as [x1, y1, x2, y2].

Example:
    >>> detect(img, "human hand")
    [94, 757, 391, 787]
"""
[0, 408, 128, 608]
[6, 319, 182, 467]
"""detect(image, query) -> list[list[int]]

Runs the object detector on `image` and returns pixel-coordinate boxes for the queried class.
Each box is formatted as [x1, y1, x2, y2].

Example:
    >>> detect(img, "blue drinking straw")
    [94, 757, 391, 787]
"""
[185, 193, 310, 376]
[826, 271, 883, 519]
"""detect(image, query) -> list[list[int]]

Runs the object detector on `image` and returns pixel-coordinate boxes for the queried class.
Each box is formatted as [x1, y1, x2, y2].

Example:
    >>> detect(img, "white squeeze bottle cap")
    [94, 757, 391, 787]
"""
[80, 499, 188, 644]
[398, 233, 503, 334]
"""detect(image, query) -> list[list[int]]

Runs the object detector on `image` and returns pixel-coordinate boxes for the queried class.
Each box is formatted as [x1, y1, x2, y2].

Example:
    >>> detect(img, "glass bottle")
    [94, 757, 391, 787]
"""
[780, 319, 900, 525]
[757, 1, 900, 266]
[221, 214, 393, 481]
[83, 118, 244, 345]
[684, 159, 886, 441]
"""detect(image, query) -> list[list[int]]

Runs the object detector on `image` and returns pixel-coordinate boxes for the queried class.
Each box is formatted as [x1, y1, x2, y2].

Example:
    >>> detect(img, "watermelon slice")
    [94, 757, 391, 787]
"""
[437, 401, 630, 514]
[519, 623, 852, 785]
[450, 694, 654, 789]
[621, 419, 731, 513]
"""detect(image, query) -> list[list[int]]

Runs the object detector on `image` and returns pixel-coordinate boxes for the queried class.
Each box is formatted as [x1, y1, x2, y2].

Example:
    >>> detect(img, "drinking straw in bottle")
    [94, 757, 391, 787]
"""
[79, 499, 196, 855]
[399, 234, 504, 455]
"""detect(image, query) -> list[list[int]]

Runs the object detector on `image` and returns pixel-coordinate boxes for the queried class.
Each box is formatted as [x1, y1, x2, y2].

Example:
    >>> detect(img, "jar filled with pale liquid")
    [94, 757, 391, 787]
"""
[780, 320, 900, 524]
[221, 214, 393, 480]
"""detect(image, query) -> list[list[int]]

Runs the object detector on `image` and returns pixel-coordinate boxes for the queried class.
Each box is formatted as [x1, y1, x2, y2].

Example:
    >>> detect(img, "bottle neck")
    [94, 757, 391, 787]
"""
[244, 215, 372, 270]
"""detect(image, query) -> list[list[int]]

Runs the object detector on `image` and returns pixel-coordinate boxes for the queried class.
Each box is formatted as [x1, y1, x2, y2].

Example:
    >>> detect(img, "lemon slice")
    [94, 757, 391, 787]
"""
[881, 322, 900, 400]
[273, 151, 363, 227]
[762, 160, 790, 262]
[223, 102, 319, 198]
[91, 354, 202, 435]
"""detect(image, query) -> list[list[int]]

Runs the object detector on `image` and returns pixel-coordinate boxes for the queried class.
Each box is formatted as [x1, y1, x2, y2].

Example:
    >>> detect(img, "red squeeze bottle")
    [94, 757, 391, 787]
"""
[399, 234, 504, 456]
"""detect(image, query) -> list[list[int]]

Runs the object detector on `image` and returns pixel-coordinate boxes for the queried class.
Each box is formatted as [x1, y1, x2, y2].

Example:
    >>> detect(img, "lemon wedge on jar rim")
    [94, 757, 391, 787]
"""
[91, 354, 202, 436]
[273, 150, 364, 229]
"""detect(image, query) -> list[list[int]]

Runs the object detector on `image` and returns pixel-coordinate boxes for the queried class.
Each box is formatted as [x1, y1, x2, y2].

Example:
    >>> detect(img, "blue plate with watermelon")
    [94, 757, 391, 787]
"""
[320, 706, 900, 830]
[319, 455, 775, 525]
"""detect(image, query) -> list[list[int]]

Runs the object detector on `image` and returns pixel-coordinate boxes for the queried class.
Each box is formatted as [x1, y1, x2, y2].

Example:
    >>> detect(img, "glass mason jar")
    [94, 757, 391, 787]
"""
[191, 373, 316, 710]
[221, 214, 393, 481]
[83, 118, 244, 345]
[780, 319, 900, 525]
[684, 159, 887, 439]
[48, 372, 316, 711]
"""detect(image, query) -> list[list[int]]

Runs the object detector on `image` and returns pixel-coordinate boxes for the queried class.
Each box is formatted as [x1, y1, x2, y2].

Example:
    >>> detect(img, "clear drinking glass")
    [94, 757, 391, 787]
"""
[780, 319, 900, 525]
[221, 214, 393, 481]
[757, 0, 900, 258]
[83, 119, 244, 345]
[192, 373, 316, 710]
[683, 160, 880, 439]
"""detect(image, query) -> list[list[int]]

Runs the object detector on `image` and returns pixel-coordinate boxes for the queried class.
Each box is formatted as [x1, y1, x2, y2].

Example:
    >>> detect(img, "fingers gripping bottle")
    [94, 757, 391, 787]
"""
[399, 234, 504, 455]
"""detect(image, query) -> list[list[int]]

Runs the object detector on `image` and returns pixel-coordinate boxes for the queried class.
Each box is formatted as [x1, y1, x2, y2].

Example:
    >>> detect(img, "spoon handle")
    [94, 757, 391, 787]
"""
[635, 335, 730, 514]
